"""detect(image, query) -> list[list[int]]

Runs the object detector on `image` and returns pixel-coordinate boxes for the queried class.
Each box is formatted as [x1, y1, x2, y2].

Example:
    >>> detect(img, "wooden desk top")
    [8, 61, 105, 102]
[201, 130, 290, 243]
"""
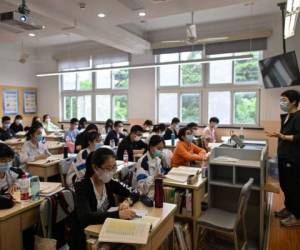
[84, 202, 177, 238]
[46, 141, 65, 150]
[45, 133, 64, 139]
[3, 138, 25, 145]
[164, 172, 207, 190]
[0, 182, 61, 221]
[27, 154, 64, 167]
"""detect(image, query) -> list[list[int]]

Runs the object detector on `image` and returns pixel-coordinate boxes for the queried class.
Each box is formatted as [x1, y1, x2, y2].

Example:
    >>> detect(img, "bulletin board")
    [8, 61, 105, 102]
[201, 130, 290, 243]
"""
[3, 89, 18, 115]
[23, 90, 37, 114]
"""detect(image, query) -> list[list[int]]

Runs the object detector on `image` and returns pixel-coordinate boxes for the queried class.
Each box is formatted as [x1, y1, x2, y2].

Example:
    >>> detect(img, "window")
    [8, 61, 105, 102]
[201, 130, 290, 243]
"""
[63, 95, 91, 121]
[159, 53, 179, 86]
[159, 93, 178, 122]
[64, 96, 77, 120]
[181, 52, 202, 86]
[113, 95, 128, 121]
[62, 73, 76, 90]
[112, 62, 129, 88]
[181, 93, 200, 123]
[96, 95, 111, 121]
[209, 53, 233, 84]
[77, 72, 93, 90]
[96, 64, 111, 89]
[208, 92, 231, 124]
[234, 92, 257, 125]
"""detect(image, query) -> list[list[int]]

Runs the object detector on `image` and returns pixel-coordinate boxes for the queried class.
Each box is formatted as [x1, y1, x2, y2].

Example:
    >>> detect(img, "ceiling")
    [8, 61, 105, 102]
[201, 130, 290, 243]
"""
[0, 0, 282, 54]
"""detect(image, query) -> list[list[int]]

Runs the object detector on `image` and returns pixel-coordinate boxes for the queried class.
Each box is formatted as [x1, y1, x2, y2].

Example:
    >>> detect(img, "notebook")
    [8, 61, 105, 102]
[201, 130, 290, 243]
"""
[98, 218, 151, 245]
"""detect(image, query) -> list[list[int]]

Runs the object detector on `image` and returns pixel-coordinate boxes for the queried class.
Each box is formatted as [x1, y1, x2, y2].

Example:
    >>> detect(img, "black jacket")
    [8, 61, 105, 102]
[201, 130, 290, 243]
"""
[70, 177, 139, 250]
[0, 128, 15, 141]
[104, 130, 125, 146]
[164, 128, 178, 140]
[116, 136, 147, 161]
[74, 132, 87, 153]
[10, 123, 24, 133]
[278, 110, 300, 161]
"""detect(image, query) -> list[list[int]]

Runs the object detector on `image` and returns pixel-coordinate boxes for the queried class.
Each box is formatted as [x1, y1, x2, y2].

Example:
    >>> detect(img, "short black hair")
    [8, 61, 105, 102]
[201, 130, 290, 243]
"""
[178, 127, 191, 141]
[186, 122, 198, 129]
[130, 125, 144, 134]
[85, 148, 115, 178]
[70, 118, 79, 124]
[26, 122, 43, 141]
[105, 119, 114, 126]
[15, 115, 23, 121]
[43, 114, 50, 122]
[149, 135, 164, 147]
[82, 131, 100, 149]
[281, 90, 300, 107]
[2, 116, 11, 124]
[171, 117, 180, 124]
[79, 117, 87, 125]
[152, 123, 166, 133]
[209, 117, 220, 124]
[114, 121, 123, 127]
[85, 123, 99, 133]
[0, 143, 15, 159]
[143, 120, 153, 126]
[32, 116, 40, 126]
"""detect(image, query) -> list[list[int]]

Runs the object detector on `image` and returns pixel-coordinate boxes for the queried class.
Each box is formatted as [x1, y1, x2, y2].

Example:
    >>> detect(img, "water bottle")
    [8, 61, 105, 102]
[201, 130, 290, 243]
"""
[64, 144, 69, 159]
[20, 174, 30, 201]
[171, 131, 175, 146]
[30, 176, 40, 201]
[154, 178, 164, 208]
[61, 124, 64, 130]
[239, 127, 245, 140]
[110, 139, 116, 148]
[123, 150, 129, 166]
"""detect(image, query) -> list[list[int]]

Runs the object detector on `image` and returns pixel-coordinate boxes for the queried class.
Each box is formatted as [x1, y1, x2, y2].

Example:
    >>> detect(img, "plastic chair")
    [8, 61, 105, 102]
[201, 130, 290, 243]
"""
[196, 178, 254, 250]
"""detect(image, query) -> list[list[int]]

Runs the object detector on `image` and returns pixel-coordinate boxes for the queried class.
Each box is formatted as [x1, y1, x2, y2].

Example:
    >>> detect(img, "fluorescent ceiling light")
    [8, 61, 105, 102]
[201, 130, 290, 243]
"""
[138, 11, 146, 17]
[97, 13, 106, 18]
[28, 33, 36, 37]
[36, 54, 253, 77]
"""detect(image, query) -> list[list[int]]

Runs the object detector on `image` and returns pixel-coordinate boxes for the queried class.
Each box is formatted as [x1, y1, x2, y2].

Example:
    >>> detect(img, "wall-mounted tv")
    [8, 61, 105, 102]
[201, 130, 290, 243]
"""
[259, 51, 300, 88]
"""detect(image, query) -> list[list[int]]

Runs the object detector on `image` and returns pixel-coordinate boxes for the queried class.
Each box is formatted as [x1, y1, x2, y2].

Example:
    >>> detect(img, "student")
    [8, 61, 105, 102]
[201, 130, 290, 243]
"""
[31, 116, 41, 126]
[203, 117, 219, 143]
[117, 125, 147, 162]
[266, 90, 300, 227]
[71, 148, 139, 250]
[78, 117, 88, 131]
[186, 122, 199, 135]
[143, 120, 153, 132]
[146, 123, 166, 144]
[20, 122, 51, 163]
[164, 117, 180, 140]
[10, 115, 24, 133]
[75, 124, 99, 153]
[0, 143, 18, 194]
[171, 127, 207, 167]
[135, 135, 165, 198]
[103, 119, 114, 134]
[104, 121, 125, 146]
[0, 116, 15, 141]
[65, 118, 80, 143]
[42, 114, 60, 132]
[67, 132, 101, 188]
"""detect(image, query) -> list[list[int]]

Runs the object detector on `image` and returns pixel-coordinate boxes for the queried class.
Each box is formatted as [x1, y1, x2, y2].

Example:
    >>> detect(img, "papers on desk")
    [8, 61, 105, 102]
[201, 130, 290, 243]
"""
[107, 207, 148, 217]
[213, 156, 240, 162]
[40, 182, 63, 196]
[99, 218, 152, 245]
[28, 155, 63, 165]
[165, 167, 200, 183]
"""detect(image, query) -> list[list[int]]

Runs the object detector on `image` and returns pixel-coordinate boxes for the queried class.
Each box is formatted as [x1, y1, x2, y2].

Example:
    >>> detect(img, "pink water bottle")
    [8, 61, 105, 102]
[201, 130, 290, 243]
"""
[123, 150, 129, 166]
[154, 178, 164, 208]
[20, 174, 30, 201]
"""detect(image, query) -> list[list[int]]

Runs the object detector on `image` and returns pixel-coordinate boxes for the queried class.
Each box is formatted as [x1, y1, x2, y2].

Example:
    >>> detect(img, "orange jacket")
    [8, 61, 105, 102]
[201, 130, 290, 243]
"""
[171, 140, 207, 167]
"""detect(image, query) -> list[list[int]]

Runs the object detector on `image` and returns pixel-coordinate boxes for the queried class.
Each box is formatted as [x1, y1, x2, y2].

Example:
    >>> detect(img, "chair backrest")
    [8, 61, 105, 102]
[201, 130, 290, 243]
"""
[59, 157, 76, 187]
[235, 178, 254, 226]
[40, 189, 75, 238]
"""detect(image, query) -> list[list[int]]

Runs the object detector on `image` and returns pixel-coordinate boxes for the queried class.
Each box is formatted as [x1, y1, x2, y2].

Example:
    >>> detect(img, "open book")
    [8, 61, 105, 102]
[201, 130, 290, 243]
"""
[165, 166, 200, 183]
[98, 218, 152, 245]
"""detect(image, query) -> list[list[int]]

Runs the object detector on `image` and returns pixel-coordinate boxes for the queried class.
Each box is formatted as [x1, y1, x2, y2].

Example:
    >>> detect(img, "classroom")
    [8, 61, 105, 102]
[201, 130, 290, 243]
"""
[0, 0, 300, 250]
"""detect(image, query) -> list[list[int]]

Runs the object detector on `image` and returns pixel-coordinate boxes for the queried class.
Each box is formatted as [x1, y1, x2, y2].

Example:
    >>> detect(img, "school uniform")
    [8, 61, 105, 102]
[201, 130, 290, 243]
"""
[65, 128, 80, 143]
[10, 123, 24, 133]
[164, 128, 178, 140]
[104, 130, 125, 146]
[116, 136, 147, 162]
[20, 140, 51, 163]
[0, 128, 16, 141]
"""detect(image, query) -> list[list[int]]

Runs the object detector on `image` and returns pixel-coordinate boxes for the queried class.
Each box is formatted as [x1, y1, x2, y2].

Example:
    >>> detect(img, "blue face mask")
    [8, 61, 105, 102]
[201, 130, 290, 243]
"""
[3, 123, 10, 130]
[0, 161, 12, 173]
[36, 134, 43, 143]
[280, 101, 289, 113]
[186, 134, 194, 143]
[95, 143, 103, 150]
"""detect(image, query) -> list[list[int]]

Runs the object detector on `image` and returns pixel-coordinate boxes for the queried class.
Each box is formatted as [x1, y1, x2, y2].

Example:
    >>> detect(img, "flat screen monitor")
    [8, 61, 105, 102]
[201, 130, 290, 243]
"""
[259, 51, 300, 88]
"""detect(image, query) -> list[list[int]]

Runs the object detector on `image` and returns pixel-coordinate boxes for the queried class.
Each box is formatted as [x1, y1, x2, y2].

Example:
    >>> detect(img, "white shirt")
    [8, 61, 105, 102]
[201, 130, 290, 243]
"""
[0, 171, 18, 193]
[20, 140, 51, 163]
[91, 178, 109, 212]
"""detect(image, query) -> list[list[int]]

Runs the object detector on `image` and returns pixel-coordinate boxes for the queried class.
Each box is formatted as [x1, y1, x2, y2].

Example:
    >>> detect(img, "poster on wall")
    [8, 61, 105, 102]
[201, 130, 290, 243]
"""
[3, 89, 18, 115]
[23, 90, 37, 114]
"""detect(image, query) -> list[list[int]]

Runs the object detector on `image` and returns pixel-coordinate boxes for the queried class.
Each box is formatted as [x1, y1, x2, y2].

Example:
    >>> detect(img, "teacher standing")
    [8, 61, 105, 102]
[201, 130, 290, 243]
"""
[267, 89, 300, 227]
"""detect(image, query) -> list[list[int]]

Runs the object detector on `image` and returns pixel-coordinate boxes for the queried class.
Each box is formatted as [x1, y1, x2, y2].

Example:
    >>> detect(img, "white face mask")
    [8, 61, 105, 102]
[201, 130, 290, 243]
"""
[0, 161, 12, 173]
[16, 120, 22, 125]
[95, 167, 116, 183]
[46, 118, 51, 123]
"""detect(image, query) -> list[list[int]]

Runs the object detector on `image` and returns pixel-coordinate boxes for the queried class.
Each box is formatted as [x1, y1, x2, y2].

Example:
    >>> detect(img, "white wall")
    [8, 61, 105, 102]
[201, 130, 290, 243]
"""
[0, 43, 37, 87]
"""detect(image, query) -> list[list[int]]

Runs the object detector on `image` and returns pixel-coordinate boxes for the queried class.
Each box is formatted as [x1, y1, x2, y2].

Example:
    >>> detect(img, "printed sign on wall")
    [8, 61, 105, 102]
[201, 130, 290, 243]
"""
[23, 90, 37, 114]
[3, 89, 18, 115]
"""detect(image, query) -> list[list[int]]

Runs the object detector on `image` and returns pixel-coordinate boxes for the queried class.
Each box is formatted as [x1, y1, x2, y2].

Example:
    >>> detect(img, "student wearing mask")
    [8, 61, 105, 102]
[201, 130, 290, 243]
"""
[104, 120, 125, 146]
[143, 120, 153, 132]
[146, 123, 166, 144]
[0, 116, 15, 141]
[203, 117, 219, 144]
[171, 127, 207, 167]
[65, 118, 80, 143]
[31, 116, 41, 125]
[266, 90, 300, 227]
[103, 119, 114, 134]
[164, 117, 180, 140]
[78, 117, 88, 131]
[20, 122, 51, 163]
[67, 132, 101, 188]
[75, 124, 99, 153]
[117, 125, 147, 162]
[42, 114, 60, 132]
[10, 115, 24, 133]
[71, 148, 139, 250]
[0, 143, 19, 194]
[135, 135, 165, 198]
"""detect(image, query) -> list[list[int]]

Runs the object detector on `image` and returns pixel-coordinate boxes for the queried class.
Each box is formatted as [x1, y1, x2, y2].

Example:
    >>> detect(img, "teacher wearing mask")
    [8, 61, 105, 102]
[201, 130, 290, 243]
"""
[266, 90, 300, 227]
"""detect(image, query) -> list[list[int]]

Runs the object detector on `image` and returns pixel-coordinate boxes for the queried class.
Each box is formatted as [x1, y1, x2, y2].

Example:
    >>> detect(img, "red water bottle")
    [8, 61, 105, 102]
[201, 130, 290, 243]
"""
[154, 178, 164, 208]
